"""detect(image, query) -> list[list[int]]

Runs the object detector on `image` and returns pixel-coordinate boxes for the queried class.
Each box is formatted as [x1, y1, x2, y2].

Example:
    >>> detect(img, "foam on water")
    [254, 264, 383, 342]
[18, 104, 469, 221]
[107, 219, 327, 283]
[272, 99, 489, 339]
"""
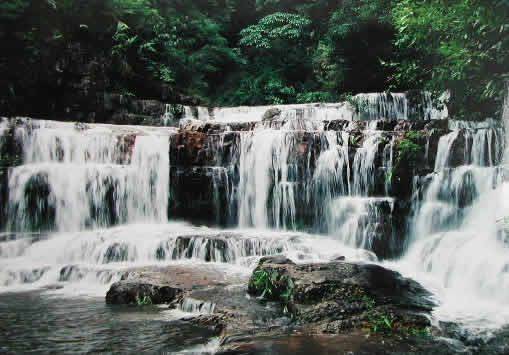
[0, 223, 375, 296]
[388, 89, 509, 335]
[179, 91, 447, 124]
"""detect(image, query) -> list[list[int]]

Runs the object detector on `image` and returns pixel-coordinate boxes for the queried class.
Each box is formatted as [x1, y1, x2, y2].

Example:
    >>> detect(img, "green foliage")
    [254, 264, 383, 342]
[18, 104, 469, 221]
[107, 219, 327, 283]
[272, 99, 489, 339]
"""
[250, 268, 295, 314]
[135, 294, 152, 306]
[397, 139, 423, 168]
[404, 130, 424, 143]
[324, 0, 396, 92]
[370, 313, 395, 333]
[0, 0, 30, 21]
[391, 0, 509, 118]
[296, 91, 335, 104]
[240, 12, 311, 49]
[361, 295, 395, 334]
[0, 0, 507, 116]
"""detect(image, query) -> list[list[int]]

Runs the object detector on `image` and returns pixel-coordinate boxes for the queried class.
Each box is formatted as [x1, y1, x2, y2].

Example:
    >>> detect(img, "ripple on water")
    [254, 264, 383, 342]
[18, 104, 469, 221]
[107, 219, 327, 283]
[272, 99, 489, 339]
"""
[0, 292, 219, 354]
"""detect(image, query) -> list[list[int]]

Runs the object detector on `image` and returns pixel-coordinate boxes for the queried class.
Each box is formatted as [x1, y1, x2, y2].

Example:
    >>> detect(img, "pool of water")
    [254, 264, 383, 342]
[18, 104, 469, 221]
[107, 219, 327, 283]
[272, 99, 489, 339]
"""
[0, 292, 219, 354]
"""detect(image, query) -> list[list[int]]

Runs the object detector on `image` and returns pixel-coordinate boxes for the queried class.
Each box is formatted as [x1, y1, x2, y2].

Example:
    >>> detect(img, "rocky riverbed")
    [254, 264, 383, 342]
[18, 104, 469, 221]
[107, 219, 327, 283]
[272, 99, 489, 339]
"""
[105, 255, 491, 354]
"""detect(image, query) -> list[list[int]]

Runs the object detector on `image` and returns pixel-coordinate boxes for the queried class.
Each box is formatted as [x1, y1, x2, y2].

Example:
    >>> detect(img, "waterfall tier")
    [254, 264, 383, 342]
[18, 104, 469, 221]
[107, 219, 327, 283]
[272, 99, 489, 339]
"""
[170, 91, 448, 124]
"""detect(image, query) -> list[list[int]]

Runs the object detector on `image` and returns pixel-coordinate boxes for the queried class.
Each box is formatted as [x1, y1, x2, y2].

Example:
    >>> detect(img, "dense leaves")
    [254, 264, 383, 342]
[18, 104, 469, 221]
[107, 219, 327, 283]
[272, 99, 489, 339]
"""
[391, 0, 509, 118]
[0, 0, 507, 118]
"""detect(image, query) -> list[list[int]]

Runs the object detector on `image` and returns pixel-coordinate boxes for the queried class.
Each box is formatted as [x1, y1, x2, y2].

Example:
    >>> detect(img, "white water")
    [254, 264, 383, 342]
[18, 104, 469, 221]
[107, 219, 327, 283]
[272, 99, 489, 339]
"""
[237, 121, 392, 251]
[7, 120, 173, 231]
[0, 223, 375, 296]
[389, 94, 509, 335]
[180, 91, 447, 123]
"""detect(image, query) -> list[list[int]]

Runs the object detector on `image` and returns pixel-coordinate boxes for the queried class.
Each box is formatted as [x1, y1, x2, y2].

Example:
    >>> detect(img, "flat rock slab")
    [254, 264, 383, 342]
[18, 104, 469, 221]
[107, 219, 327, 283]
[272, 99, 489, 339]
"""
[105, 264, 245, 305]
[120, 264, 245, 290]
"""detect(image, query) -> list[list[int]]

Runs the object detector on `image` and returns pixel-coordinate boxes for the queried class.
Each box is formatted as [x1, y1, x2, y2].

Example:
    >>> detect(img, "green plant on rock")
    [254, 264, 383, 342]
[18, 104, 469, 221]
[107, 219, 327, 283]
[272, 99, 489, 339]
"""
[370, 313, 395, 333]
[403, 326, 431, 338]
[398, 139, 422, 165]
[359, 294, 394, 334]
[395, 131, 425, 171]
[250, 268, 295, 315]
[135, 294, 152, 306]
[404, 130, 424, 142]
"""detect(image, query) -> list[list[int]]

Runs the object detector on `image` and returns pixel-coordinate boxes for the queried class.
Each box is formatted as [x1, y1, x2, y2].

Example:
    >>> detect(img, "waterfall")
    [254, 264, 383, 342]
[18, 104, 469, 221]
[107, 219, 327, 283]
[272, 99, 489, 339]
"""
[7, 89, 509, 338]
[0, 223, 374, 292]
[394, 90, 509, 333]
[180, 91, 447, 123]
[6, 120, 172, 231]
[236, 118, 395, 252]
[353, 93, 408, 120]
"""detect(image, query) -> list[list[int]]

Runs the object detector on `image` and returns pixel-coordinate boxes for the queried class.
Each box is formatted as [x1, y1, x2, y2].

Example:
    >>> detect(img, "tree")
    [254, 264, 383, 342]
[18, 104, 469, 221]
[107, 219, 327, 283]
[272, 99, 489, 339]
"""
[324, 0, 396, 93]
[392, 0, 509, 119]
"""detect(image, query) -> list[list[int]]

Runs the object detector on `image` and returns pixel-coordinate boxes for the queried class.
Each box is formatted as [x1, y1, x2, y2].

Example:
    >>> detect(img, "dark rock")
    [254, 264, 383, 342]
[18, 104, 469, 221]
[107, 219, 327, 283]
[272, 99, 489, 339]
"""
[448, 130, 467, 167]
[218, 259, 460, 354]
[262, 108, 282, 121]
[59, 265, 85, 282]
[248, 258, 435, 334]
[425, 119, 449, 131]
[218, 329, 466, 355]
[104, 243, 129, 263]
[477, 326, 509, 354]
[259, 255, 295, 265]
[375, 119, 399, 131]
[323, 119, 350, 131]
[105, 278, 183, 305]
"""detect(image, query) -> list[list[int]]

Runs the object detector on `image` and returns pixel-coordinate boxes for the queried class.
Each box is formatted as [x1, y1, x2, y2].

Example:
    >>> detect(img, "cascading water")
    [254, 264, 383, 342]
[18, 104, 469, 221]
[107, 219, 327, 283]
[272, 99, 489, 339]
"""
[179, 91, 447, 123]
[390, 95, 509, 335]
[6, 120, 172, 231]
[237, 117, 395, 252]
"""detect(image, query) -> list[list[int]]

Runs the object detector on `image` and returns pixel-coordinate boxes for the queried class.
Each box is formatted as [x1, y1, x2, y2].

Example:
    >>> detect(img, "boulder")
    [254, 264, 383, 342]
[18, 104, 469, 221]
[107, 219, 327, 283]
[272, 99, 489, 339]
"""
[105, 275, 183, 305]
[262, 108, 282, 121]
[248, 257, 435, 334]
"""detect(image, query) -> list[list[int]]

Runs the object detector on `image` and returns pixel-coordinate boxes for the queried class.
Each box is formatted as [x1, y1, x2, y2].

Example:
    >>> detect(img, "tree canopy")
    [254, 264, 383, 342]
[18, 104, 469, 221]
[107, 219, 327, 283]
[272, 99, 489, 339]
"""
[0, 0, 507, 118]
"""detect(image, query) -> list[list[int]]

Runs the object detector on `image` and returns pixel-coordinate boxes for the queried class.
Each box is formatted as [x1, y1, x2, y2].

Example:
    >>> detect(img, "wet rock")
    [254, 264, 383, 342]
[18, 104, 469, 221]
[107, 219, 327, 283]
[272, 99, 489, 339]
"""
[218, 258, 461, 354]
[425, 119, 449, 131]
[59, 265, 85, 282]
[323, 119, 349, 131]
[448, 130, 467, 167]
[374, 119, 399, 131]
[248, 257, 435, 334]
[259, 255, 295, 265]
[262, 108, 282, 121]
[106, 274, 183, 305]
[117, 265, 243, 291]
[478, 326, 509, 354]
[104, 243, 129, 263]
[218, 329, 465, 355]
